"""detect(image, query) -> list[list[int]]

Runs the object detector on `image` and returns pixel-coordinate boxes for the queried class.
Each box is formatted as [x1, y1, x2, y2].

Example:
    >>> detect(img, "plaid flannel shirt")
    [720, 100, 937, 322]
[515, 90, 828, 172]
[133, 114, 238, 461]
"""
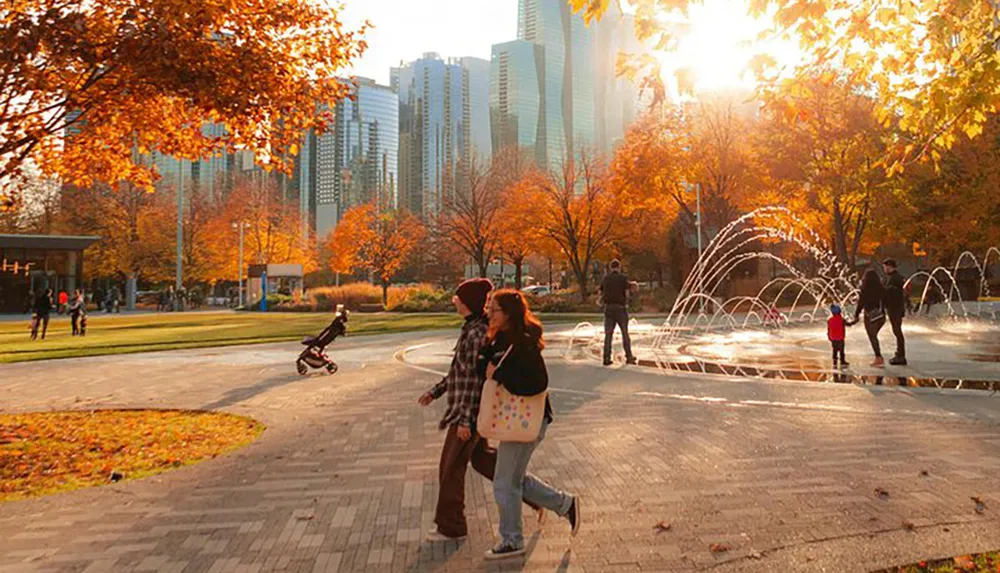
[429, 313, 489, 429]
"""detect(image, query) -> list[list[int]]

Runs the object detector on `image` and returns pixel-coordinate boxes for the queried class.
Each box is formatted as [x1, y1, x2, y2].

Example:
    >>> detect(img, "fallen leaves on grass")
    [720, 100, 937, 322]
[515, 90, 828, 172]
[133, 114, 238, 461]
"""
[875, 550, 1000, 572]
[0, 410, 264, 501]
[653, 521, 671, 533]
[709, 543, 732, 553]
[875, 487, 890, 499]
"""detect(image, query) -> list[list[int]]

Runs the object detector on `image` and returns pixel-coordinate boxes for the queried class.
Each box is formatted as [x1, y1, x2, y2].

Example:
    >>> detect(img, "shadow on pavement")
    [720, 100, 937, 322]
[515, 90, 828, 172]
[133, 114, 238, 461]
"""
[199, 372, 307, 410]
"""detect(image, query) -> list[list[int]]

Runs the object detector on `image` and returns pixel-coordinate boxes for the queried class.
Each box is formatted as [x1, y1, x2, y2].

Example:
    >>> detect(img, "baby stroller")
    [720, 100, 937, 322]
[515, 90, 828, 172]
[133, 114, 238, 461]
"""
[296, 304, 349, 375]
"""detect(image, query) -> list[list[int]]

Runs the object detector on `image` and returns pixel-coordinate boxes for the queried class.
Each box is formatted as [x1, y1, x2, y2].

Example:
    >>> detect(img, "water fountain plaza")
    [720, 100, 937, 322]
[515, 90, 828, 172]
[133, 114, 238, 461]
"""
[560, 207, 1000, 390]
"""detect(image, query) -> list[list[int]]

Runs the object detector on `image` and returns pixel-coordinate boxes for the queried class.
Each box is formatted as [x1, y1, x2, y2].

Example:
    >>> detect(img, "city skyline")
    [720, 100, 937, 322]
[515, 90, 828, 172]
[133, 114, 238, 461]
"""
[341, 0, 516, 86]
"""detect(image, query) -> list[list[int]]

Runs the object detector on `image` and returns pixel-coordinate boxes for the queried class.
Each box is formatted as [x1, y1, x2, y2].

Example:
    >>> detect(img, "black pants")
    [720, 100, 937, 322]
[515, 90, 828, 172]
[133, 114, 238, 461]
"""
[865, 315, 884, 358]
[831, 340, 846, 364]
[603, 304, 633, 361]
[71, 312, 81, 335]
[887, 309, 905, 359]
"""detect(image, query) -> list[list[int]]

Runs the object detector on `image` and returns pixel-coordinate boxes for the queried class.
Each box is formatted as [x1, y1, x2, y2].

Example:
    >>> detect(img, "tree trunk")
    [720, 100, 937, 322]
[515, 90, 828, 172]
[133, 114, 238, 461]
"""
[381, 279, 389, 307]
[513, 255, 524, 290]
[656, 262, 665, 288]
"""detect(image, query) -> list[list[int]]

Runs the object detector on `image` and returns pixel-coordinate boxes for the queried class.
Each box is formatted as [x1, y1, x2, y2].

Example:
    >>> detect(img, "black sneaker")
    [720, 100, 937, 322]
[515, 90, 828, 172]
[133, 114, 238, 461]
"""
[889, 356, 907, 366]
[602, 359, 612, 366]
[841, 361, 850, 367]
[484, 543, 525, 560]
[567, 496, 581, 536]
[626, 357, 637, 365]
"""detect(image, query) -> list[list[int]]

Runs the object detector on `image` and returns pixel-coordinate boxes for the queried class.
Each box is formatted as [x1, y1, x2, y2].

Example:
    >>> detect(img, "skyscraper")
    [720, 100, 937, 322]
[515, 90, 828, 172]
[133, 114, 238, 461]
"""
[392, 53, 491, 218]
[311, 78, 398, 239]
[491, 0, 643, 167]
[490, 40, 545, 165]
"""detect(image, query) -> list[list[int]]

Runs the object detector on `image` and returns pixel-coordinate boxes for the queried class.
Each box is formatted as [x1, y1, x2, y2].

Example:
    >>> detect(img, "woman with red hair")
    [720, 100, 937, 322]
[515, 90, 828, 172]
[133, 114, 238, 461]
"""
[480, 289, 581, 560]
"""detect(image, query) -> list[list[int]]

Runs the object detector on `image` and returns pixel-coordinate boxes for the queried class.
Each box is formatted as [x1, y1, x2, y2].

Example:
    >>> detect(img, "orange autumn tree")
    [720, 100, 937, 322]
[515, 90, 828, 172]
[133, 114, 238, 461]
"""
[492, 147, 540, 289]
[756, 75, 890, 268]
[207, 177, 316, 284]
[437, 157, 501, 278]
[1, 0, 367, 209]
[524, 152, 619, 302]
[574, 0, 1000, 169]
[325, 203, 424, 306]
[57, 181, 173, 283]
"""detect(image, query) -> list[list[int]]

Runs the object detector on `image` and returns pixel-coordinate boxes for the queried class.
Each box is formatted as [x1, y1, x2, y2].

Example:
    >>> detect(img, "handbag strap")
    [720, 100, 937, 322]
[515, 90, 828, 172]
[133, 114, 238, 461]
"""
[492, 345, 514, 372]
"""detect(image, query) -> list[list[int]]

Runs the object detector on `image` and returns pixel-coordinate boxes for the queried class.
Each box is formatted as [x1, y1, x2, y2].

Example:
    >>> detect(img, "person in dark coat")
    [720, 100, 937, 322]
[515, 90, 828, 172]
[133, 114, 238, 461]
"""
[599, 259, 635, 365]
[882, 259, 908, 365]
[480, 289, 580, 560]
[30, 288, 53, 340]
[853, 269, 886, 367]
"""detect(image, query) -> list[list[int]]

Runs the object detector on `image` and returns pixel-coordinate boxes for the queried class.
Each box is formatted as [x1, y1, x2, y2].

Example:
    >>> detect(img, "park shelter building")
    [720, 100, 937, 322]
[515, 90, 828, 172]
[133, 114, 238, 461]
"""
[0, 234, 99, 313]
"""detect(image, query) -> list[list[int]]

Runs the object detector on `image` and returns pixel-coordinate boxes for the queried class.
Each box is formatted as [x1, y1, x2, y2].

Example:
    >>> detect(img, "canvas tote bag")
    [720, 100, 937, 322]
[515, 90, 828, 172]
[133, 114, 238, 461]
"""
[477, 346, 547, 443]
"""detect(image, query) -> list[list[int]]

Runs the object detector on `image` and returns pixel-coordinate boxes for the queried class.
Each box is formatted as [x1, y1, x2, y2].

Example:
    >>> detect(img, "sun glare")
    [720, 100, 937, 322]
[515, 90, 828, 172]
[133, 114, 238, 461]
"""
[656, 0, 801, 96]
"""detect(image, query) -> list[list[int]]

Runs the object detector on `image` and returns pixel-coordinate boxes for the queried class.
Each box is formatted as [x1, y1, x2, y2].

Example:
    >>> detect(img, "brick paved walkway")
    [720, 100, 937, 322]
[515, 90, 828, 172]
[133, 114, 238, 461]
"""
[2, 330, 1000, 573]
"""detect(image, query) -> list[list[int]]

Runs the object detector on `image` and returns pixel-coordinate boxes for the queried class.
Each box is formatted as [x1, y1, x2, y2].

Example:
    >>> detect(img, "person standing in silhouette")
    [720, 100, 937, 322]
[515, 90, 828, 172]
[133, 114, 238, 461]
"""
[599, 259, 635, 366]
[882, 259, 908, 365]
[30, 288, 53, 340]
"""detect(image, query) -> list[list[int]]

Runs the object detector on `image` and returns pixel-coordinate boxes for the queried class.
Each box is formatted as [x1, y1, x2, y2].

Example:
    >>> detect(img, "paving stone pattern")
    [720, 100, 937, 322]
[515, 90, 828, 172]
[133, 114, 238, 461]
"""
[1, 333, 1000, 572]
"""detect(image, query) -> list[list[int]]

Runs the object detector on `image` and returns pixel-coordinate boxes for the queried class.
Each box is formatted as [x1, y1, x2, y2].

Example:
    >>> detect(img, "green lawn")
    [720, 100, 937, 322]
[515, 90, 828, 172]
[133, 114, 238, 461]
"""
[0, 311, 609, 364]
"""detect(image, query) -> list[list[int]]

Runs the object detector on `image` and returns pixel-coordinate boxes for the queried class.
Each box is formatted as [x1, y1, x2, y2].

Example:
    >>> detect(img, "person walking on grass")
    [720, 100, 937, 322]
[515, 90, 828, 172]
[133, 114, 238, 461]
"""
[599, 259, 635, 366]
[69, 289, 85, 336]
[882, 258, 908, 365]
[853, 269, 887, 367]
[481, 290, 581, 560]
[30, 288, 53, 340]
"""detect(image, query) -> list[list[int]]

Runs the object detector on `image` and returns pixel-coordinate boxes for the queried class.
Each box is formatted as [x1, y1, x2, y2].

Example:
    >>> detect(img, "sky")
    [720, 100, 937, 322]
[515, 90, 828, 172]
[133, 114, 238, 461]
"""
[339, 0, 518, 86]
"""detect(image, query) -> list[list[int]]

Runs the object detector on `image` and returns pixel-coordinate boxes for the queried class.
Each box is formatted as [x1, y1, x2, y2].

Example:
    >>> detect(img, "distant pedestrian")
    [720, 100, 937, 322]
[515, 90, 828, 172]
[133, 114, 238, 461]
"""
[599, 259, 636, 366]
[853, 269, 886, 367]
[30, 288, 53, 340]
[480, 290, 580, 560]
[57, 290, 68, 314]
[882, 259, 908, 365]
[69, 289, 86, 336]
[827, 304, 849, 369]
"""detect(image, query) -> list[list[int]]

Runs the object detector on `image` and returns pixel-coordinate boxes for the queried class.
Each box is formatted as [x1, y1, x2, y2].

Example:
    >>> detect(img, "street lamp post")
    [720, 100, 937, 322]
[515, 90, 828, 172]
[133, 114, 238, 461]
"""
[695, 182, 704, 314]
[175, 159, 184, 311]
[232, 222, 245, 308]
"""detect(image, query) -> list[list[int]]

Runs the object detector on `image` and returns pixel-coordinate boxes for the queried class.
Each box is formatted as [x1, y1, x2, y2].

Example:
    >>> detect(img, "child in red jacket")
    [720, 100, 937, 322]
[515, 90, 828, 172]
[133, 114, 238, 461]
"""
[827, 304, 849, 368]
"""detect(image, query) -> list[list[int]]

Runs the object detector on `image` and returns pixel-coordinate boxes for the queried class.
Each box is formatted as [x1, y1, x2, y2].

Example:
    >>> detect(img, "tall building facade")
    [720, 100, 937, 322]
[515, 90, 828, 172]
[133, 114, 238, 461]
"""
[311, 78, 398, 239]
[490, 40, 545, 166]
[149, 123, 235, 199]
[491, 0, 642, 167]
[392, 53, 491, 218]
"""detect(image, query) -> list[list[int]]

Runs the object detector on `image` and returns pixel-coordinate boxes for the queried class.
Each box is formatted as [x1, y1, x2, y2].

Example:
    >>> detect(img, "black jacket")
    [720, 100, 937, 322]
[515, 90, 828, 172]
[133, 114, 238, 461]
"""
[478, 331, 553, 423]
[33, 293, 52, 316]
[882, 270, 907, 312]
[600, 271, 629, 306]
[853, 281, 885, 322]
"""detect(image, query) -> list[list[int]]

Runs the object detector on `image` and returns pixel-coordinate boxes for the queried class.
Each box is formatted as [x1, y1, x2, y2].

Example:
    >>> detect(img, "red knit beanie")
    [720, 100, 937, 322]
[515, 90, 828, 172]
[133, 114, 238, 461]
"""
[456, 278, 493, 314]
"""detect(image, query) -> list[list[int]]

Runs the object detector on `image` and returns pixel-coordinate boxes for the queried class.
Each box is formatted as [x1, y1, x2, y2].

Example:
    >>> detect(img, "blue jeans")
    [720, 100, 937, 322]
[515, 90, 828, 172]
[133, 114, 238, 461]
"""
[494, 421, 573, 548]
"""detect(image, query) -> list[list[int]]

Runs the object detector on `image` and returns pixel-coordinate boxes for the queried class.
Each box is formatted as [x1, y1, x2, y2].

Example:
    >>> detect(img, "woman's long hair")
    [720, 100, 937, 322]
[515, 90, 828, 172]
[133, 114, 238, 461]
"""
[861, 269, 882, 294]
[489, 289, 545, 350]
